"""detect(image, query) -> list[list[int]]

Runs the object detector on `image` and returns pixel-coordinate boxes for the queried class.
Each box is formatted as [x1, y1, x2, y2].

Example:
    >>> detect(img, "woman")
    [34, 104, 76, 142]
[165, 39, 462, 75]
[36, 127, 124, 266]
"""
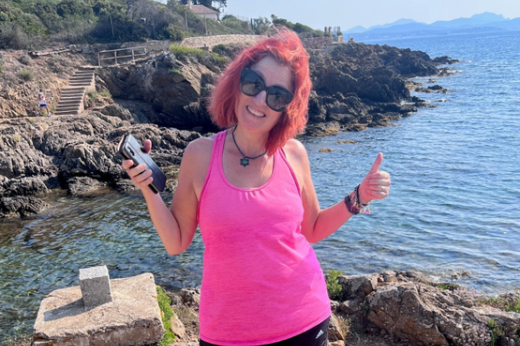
[38, 89, 52, 117]
[122, 28, 391, 346]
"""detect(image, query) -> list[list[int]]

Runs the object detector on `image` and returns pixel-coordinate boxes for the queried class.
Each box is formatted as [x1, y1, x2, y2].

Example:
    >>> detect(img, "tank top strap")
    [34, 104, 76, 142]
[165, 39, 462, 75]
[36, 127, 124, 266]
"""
[211, 129, 227, 173]
[274, 147, 302, 197]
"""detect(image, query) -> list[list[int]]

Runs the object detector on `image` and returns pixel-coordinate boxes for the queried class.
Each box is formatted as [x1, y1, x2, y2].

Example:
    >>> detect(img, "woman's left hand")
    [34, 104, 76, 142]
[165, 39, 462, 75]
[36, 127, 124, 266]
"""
[358, 153, 391, 205]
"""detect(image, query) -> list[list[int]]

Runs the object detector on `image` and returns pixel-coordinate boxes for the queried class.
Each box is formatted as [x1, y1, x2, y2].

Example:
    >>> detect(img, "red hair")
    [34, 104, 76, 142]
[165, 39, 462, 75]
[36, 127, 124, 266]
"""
[208, 27, 311, 156]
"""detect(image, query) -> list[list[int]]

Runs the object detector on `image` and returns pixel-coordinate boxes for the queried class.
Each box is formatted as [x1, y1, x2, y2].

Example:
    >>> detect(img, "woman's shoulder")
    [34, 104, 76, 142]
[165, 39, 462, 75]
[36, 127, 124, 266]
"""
[183, 135, 214, 159]
[283, 138, 307, 160]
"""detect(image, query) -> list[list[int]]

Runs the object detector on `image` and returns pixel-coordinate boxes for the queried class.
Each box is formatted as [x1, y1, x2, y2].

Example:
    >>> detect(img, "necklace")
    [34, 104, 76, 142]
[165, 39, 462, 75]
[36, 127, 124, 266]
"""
[231, 126, 267, 167]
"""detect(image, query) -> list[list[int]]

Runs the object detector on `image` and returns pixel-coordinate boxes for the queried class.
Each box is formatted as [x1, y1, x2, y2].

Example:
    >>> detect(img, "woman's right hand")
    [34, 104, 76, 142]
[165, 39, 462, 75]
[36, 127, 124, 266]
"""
[121, 139, 154, 191]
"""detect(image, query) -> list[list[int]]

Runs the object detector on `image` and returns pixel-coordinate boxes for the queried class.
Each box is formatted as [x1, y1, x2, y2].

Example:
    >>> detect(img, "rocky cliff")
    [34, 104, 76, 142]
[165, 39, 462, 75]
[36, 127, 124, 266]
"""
[0, 40, 456, 218]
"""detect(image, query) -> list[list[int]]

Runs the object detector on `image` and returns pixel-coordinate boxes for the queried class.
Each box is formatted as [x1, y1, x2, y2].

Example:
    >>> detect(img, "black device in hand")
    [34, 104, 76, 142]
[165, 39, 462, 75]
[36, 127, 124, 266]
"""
[117, 133, 167, 194]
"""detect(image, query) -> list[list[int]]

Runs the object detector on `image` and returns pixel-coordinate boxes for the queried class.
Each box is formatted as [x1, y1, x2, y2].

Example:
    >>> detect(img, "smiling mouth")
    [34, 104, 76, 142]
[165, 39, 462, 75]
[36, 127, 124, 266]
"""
[247, 106, 265, 118]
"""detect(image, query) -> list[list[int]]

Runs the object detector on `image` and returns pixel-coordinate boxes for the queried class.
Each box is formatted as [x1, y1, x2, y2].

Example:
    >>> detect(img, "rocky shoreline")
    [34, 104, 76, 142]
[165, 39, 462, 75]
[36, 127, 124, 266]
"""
[0, 41, 458, 219]
[5, 270, 520, 346]
[146, 271, 520, 346]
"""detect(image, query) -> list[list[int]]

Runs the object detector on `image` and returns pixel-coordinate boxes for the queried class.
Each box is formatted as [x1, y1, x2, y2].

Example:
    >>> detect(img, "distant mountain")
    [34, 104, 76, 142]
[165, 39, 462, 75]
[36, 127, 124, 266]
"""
[344, 25, 367, 34]
[344, 12, 520, 41]
[367, 18, 420, 31]
[429, 12, 506, 28]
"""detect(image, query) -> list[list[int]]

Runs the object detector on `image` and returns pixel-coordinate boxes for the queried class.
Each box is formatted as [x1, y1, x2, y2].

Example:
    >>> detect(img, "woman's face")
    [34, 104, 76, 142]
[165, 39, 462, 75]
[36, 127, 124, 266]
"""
[234, 55, 294, 135]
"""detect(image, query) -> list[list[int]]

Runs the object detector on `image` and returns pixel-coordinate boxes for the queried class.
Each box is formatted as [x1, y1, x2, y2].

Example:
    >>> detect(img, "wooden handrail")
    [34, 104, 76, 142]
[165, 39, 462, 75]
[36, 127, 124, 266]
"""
[97, 47, 148, 66]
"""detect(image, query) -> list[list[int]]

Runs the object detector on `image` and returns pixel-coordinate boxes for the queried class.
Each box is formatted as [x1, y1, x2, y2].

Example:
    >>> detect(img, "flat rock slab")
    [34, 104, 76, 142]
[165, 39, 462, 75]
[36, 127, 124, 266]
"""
[33, 273, 165, 346]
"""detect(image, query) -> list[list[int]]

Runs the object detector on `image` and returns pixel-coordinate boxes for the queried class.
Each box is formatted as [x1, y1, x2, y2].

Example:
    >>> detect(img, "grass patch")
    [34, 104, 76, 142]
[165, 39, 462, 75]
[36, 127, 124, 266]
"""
[488, 318, 504, 345]
[169, 45, 228, 66]
[483, 296, 520, 313]
[86, 90, 98, 101]
[326, 269, 345, 301]
[156, 285, 175, 346]
[435, 283, 460, 291]
[168, 68, 183, 75]
[17, 69, 34, 81]
[99, 90, 111, 98]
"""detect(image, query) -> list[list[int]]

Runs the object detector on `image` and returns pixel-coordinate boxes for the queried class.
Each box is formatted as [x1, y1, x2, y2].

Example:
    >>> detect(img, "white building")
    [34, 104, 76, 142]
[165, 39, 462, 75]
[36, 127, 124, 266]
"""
[187, 1, 219, 21]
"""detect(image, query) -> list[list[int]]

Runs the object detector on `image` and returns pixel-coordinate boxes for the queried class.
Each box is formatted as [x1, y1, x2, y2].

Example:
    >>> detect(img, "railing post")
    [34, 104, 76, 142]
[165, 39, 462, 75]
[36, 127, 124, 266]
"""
[114, 51, 117, 65]
[98, 53, 100, 66]
[132, 49, 135, 64]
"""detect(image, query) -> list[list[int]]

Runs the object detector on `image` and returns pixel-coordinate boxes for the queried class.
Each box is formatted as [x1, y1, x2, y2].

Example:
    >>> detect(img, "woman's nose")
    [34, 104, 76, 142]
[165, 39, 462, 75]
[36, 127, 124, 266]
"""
[253, 90, 267, 106]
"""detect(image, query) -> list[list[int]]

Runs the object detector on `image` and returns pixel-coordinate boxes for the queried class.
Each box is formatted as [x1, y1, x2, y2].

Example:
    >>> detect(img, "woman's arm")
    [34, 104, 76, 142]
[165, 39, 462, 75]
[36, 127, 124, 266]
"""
[123, 138, 207, 255]
[284, 139, 390, 244]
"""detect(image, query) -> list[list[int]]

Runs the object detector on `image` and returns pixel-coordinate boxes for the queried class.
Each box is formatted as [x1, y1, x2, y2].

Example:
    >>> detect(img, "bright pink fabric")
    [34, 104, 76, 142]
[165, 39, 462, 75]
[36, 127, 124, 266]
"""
[197, 130, 331, 346]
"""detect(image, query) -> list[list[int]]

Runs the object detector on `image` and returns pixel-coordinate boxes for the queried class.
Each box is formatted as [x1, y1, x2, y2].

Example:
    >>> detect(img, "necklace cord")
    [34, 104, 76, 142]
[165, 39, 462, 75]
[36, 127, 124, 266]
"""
[232, 126, 267, 167]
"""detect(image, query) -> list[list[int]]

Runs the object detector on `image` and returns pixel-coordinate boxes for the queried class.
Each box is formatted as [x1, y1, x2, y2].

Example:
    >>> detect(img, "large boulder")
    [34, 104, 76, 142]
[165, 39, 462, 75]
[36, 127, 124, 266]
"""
[98, 53, 220, 132]
[338, 271, 520, 345]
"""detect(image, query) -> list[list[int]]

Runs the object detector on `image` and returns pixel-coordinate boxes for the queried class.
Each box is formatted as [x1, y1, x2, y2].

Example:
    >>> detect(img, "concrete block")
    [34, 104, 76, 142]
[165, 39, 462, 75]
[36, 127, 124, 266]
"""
[79, 265, 112, 308]
[33, 273, 165, 346]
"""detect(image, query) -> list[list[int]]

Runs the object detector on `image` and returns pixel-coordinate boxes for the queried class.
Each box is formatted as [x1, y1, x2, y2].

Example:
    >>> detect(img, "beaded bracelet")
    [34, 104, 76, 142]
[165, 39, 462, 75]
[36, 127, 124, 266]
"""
[344, 184, 371, 215]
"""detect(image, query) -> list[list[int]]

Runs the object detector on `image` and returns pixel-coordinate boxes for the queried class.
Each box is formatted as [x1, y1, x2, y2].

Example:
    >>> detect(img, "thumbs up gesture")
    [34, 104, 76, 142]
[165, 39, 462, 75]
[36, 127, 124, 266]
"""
[358, 153, 391, 205]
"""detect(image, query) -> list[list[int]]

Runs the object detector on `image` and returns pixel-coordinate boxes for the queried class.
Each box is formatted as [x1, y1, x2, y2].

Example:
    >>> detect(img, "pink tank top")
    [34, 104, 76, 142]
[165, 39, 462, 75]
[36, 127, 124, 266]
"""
[197, 130, 331, 345]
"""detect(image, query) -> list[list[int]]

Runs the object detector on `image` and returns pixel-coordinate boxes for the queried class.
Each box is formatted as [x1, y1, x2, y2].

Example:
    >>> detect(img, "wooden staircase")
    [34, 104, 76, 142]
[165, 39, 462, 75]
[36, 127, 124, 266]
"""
[54, 67, 95, 116]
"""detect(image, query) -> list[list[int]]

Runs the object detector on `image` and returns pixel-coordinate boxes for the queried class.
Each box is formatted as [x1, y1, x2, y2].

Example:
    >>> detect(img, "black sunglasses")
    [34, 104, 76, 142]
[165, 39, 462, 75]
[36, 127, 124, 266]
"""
[239, 68, 294, 112]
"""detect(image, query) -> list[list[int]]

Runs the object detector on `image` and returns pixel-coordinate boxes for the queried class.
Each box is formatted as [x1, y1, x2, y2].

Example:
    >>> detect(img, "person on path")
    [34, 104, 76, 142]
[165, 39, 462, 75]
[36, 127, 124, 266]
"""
[122, 27, 391, 346]
[38, 89, 52, 117]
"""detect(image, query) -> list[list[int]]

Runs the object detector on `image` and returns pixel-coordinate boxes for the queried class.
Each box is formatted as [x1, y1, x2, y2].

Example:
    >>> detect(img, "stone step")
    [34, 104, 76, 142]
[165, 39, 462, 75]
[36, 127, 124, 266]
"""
[57, 102, 81, 108]
[61, 87, 85, 92]
[70, 76, 93, 81]
[60, 92, 84, 97]
[59, 96, 82, 102]
[55, 107, 79, 112]
[72, 74, 93, 78]
[54, 110, 78, 115]
[68, 80, 92, 85]
[59, 94, 83, 99]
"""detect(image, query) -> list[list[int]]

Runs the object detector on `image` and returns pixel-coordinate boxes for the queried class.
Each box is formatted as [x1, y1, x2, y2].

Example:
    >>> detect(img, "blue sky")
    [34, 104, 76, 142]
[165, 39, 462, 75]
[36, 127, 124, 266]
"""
[223, 0, 520, 30]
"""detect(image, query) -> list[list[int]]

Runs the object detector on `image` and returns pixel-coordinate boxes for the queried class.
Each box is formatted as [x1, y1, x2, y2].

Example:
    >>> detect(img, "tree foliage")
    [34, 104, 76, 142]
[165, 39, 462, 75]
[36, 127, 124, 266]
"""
[270, 14, 323, 37]
[0, 0, 321, 49]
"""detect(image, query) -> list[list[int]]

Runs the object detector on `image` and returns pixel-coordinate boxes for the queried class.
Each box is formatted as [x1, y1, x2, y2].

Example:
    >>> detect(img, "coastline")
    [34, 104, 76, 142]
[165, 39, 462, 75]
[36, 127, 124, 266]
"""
[0, 38, 486, 346]
[4, 271, 520, 346]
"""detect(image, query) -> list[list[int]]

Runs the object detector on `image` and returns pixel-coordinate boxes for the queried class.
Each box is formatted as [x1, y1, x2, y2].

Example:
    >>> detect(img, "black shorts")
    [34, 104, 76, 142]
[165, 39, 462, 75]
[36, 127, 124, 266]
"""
[199, 316, 330, 346]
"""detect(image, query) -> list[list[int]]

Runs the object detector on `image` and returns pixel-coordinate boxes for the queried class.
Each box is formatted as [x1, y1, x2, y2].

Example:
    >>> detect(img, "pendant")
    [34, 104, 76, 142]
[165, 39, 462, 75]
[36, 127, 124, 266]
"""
[240, 158, 250, 167]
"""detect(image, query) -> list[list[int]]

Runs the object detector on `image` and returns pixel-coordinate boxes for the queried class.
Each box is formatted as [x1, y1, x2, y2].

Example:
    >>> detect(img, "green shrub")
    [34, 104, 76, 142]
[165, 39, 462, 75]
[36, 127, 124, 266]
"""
[86, 90, 97, 101]
[488, 318, 503, 345]
[505, 299, 520, 313]
[170, 45, 227, 66]
[435, 283, 460, 291]
[17, 69, 34, 81]
[484, 296, 520, 313]
[325, 269, 345, 301]
[156, 285, 175, 346]
[163, 23, 184, 41]
[99, 90, 111, 98]
[211, 44, 227, 56]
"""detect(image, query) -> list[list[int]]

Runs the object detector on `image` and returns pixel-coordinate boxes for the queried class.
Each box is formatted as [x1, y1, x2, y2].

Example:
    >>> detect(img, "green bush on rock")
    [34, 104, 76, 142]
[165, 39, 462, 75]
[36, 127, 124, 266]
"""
[326, 269, 345, 301]
[156, 285, 176, 346]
